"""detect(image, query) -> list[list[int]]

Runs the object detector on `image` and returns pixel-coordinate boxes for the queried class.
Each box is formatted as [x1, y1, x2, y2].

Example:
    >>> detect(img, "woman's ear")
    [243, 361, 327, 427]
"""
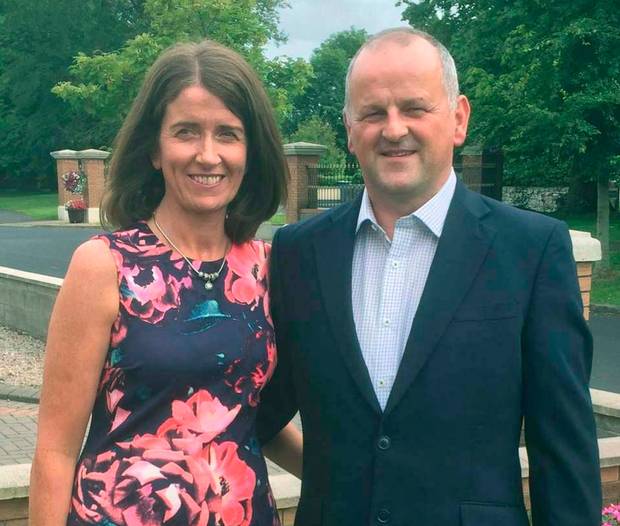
[151, 150, 161, 170]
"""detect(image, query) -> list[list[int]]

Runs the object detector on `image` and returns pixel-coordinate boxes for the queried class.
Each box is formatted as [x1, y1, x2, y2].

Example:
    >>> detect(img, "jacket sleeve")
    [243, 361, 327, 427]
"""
[522, 222, 601, 525]
[256, 227, 299, 445]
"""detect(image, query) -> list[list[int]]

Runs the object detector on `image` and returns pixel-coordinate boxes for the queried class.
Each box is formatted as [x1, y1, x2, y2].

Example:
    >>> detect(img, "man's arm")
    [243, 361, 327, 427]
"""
[257, 228, 300, 448]
[522, 222, 601, 524]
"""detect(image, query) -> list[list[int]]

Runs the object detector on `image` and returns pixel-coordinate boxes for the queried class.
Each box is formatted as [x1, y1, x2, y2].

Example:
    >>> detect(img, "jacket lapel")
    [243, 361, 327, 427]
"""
[384, 183, 496, 415]
[313, 198, 382, 414]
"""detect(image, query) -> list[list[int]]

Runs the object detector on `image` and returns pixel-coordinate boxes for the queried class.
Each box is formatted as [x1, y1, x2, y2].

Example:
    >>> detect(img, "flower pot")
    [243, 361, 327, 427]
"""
[67, 208, 86, 224]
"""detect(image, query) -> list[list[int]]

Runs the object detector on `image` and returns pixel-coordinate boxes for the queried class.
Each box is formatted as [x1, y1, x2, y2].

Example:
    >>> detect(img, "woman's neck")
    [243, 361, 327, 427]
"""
[149, 201, 230, 261]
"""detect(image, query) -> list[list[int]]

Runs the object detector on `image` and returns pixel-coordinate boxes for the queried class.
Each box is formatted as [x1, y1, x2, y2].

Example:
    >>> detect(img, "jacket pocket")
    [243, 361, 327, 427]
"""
[460, 502, 529, 526]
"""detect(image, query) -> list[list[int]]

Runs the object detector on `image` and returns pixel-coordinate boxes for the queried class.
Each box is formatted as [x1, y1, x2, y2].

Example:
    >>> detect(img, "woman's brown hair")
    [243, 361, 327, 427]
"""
[101, 40, 287, 243]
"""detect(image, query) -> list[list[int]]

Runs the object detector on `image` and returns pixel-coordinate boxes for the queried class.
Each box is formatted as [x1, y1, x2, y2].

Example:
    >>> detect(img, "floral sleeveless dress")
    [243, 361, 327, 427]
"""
[68, 222, 280, 526]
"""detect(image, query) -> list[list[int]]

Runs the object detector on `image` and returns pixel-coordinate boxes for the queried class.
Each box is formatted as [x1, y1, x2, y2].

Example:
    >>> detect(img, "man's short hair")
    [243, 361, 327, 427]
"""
[343, 27, 460, 114]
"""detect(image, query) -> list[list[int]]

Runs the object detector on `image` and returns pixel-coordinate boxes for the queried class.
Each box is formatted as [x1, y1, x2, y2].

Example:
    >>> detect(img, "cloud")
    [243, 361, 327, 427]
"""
[266, 0, 406, 59]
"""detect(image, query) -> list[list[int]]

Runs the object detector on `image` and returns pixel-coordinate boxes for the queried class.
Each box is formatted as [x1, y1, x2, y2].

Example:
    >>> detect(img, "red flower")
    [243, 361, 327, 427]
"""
[224, 241, 269, 311]
[157, 390, 241, 452]
[119, 264, 191, 324]
[203, 441, 256, 526]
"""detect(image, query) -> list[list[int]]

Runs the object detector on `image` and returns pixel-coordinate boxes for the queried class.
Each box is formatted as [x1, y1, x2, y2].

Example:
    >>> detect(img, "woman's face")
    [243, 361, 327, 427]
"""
[152, 84, 247, 220]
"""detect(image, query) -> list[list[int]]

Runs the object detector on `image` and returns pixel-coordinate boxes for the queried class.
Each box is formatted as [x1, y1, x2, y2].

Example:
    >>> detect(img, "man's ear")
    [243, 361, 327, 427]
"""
[343, 110, 355, 154]
[453, 95, 471, 147]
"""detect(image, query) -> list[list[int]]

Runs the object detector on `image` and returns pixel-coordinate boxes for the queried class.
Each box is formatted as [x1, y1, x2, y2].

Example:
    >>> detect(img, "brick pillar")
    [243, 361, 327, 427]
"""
[80, 149, 110, 224]
[283, 142, 327, 223]
[460, 145, 482, 192]
[570, 230, 602, 320]
[460, 146, 503, 200]
[50, 150, 80, 221]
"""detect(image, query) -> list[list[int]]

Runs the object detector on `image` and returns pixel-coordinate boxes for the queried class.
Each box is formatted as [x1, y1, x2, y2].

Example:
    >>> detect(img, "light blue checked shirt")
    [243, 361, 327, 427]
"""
[352, 171, 457, 410]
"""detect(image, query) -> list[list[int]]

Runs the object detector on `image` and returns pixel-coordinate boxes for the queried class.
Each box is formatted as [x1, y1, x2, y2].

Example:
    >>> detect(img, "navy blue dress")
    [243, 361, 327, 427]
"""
[68, 222, 280, 526]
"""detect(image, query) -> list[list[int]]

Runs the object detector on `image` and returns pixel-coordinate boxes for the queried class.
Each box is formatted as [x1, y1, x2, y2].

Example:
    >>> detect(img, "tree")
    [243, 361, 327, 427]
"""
[53, 0, 291, 149]
[288, 28, 368, 156]
[290, 116, 346, 165]
[0, 0, 147, 189]
[401, 0, 620, 268]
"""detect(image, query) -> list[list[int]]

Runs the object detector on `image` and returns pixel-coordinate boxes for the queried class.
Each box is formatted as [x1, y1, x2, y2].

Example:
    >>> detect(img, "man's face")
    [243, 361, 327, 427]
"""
[344, 37, 470, 212]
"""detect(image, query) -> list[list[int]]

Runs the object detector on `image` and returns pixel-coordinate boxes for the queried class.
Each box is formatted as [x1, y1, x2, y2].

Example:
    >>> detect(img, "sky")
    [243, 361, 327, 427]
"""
[264, 0, 407, 60]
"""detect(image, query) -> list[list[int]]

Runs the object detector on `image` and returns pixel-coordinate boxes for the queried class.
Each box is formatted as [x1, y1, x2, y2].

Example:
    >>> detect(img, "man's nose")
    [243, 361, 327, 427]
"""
[196, 136, 220, 165]
[382, 111, 408, 142]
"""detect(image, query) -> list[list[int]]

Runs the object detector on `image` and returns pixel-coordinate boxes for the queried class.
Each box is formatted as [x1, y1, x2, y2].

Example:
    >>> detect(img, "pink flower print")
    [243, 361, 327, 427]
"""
[224, 241, 269, 309]
[111, 316, 128, 347]
[113, 227, 175, 259]
[248, 337, 277, 407]
[203, 441, 256, 526]
[119, 264, 191, 324]
[157, 390, 241, 447]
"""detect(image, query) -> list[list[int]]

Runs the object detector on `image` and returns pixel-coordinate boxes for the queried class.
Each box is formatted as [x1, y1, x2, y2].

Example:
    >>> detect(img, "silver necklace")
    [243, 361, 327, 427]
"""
[152, 214, 229, 291]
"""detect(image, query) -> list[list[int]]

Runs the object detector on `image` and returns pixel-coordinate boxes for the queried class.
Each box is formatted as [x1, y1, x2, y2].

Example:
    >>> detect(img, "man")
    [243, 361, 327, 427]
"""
[258, 28, 601, 525]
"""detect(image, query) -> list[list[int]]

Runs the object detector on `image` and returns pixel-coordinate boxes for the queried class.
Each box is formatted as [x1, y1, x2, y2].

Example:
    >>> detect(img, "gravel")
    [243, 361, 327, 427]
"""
[0, 325, 45, 387]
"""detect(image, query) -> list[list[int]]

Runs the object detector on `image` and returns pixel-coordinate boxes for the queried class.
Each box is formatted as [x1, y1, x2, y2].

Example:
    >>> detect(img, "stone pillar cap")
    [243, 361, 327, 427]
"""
[570, 229, 602, 262]
[50, 149, 80, 160]
[51, 149, 111, 160]
[78, 149, 111, 160]
[283, 142, 328, 156]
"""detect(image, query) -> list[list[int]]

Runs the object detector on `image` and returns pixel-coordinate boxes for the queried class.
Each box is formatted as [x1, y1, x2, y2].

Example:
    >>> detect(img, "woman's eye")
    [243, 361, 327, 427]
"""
[220, 129, 243, 141]
[175, 128, 196, 138]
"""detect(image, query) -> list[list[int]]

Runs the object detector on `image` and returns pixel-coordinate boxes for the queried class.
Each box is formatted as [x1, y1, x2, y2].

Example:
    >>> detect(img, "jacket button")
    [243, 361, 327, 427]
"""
[377, 508, 391, 524]
[377, 435, 391, 450]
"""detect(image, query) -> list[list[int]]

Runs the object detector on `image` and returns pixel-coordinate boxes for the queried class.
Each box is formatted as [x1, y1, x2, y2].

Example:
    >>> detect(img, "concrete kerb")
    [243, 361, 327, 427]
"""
[0, 463, 30, 500]
[0, 382, 40, 403]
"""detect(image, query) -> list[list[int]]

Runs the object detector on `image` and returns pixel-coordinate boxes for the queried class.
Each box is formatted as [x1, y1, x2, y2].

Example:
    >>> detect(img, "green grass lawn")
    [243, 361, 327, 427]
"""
[0, 191, 58, 220]
[552, 210, 620, 306]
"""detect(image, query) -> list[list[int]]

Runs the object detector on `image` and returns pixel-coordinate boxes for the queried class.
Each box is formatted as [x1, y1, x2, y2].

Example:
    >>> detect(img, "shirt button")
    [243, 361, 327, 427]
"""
[391, 260, 399, 269]
[377, 435, 391, 450]
[383, 318, 390, 327]
[377, 508, 391, 524]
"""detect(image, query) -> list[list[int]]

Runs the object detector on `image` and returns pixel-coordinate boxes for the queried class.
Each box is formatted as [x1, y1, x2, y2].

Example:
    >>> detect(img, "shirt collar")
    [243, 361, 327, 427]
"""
[356, 169, 457, 238]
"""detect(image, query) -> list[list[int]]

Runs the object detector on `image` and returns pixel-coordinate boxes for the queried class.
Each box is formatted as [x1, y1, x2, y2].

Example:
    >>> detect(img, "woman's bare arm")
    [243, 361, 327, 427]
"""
[29, 239, 118, 526]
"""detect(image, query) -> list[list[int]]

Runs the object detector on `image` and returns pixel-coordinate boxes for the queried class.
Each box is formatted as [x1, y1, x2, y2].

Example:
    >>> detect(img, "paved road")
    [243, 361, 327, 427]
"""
[0, 225, 102, 277]
[0, 210, 33, 223]
[0, 224, 618, 393]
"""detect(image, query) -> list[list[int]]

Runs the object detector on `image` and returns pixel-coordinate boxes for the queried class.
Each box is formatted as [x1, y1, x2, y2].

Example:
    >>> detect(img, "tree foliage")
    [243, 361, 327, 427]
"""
[287, 28, 368, 157]
[402, 0, 620, 266]
[52, 0, 293, 154]
[290, 116, 346, 165]
[401, 0, 620, 196]
[0, 0, 146, 189]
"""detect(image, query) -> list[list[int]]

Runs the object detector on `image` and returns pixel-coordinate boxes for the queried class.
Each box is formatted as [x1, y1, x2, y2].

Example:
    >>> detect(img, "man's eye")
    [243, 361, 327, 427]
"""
[405, 107, 425, 115]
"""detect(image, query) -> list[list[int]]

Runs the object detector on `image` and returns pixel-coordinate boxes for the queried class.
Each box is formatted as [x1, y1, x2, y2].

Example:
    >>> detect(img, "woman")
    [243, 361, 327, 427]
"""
[30, 40, 302, 526]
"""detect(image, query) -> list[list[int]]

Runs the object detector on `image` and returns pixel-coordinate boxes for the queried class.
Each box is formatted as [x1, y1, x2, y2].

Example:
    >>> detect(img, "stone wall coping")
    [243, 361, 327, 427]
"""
[269, 473, 301, 509]
[0, 266, 63, 288]
[0, 464, 301, 506]
[519, 436, 620, 478]
[0, 463, 30, 500]
[5, 438, 620, 501]
[50, 149, 110, 160]
[283, 142, 328, 156]
[570, 229, 602, 262]
[591, 388, 620, 418]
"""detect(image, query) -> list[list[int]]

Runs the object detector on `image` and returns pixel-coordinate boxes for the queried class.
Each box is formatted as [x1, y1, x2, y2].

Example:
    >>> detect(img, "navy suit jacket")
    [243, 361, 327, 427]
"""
[257, 181, 601, 525]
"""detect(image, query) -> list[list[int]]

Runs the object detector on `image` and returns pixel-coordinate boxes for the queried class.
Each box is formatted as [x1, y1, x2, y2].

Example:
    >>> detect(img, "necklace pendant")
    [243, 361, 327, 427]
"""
[204, 281, 214, 291]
